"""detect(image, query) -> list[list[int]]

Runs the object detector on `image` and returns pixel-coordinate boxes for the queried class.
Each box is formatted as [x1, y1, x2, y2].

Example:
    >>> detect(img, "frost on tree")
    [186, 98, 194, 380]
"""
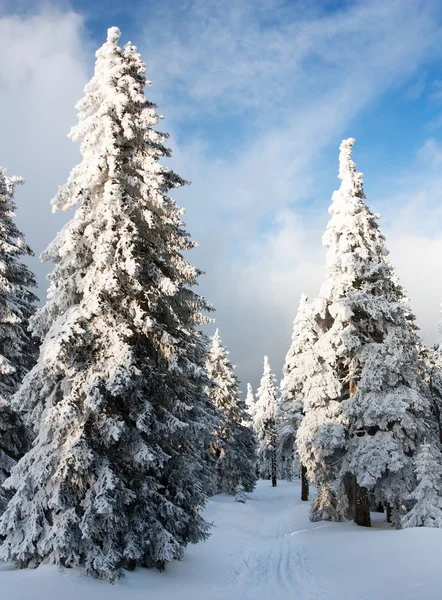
[421, 344, 442, 444]
[278, 294, 316, 490]
[0, 28, 217, 581]
[0, 168, 37, 513]
[309, 483, 340, 523]
[297, 138, 430, 527]
[254, 356, 278, 486]
[206, 330, 256, 496]
[402, 443, 442, 529]
[245, 383, 256, 421]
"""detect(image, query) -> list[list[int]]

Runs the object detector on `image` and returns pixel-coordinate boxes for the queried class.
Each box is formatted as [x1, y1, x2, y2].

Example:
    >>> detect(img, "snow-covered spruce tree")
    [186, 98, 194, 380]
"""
[254, 356, 278, 487]
[278, 294, 316, 500]
[245, 383, 259, 481]
[421, 344, 442, 444]
[401, 442, 442, 528]
[0, 28, 218, 581]
[297, 138, 431, 527]
[206, 329, 256, 496]
[296, 310, 344, 521]
[0, 168, 37, 512]
[309, 483, 340, 522]
[245, 383, 256, 420]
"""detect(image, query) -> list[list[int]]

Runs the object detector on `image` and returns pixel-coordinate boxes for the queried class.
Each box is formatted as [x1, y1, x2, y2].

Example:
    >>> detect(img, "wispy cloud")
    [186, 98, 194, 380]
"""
[137, 0, 442, 385]
[0, 7, 89, 281]
[143, 0, 441, 120]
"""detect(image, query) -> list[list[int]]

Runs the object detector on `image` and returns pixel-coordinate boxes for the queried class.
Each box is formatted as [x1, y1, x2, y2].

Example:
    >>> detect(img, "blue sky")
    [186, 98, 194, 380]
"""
[2, 0, 442, 388]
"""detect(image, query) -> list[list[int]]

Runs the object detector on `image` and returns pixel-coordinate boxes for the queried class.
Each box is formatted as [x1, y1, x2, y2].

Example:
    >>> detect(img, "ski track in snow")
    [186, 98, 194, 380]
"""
[221, 483, 327, 600]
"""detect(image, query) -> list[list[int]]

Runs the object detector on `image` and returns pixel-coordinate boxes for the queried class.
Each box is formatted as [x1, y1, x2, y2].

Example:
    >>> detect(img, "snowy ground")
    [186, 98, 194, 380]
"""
[1, 480, 442, 600]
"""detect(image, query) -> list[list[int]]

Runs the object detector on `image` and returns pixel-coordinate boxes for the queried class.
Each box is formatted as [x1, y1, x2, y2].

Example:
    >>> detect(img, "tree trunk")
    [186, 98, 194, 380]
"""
[340, 472, 355, 520]
[386, 503, 392, 523]
[353, 479, 371, 527]
[271, 448, 277, 487]
[301, 464, 309, 501]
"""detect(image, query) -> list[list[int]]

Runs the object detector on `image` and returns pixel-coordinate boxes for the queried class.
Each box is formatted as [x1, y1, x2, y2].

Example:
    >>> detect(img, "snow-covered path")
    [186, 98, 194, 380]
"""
[219, 483, 326, 600]
[1, 480, 442, 600]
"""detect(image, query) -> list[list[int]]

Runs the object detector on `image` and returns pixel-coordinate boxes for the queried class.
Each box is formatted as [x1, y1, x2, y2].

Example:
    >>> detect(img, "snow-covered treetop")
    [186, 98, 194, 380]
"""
[28, 26, 209, 346]
[281, 294, 317, 399]
[317, 137, 406, 314]
[260, 356, 275, 391]
[254, 356, 278, 434]
[205, 329, 256, 493]
[0, 169, 26, 261]
[206, 328, 242, 417]
[51, 26, 172, 215]
[279, 294, 317, 451]
[337, 138, 362, 191]
[107, 26, 121, 44]
[0, 169, 23, 200]
[210, 328, 223, 356]
[207, 329, 236, 380]
[245, 383, 255, 410]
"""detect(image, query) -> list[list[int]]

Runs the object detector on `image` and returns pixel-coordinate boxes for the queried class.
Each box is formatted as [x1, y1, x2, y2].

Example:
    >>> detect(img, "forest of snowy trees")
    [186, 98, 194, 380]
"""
[1, 26, 442, 582]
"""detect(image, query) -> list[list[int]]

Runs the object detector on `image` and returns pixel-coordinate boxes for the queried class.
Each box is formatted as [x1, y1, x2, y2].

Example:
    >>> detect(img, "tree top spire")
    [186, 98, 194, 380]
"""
[263, 355, 272, 376]
[107, 26, 121, 44]
[336, 137, 364, 195]
[298, 293, 309, 308]
[338, 137, 355, 179]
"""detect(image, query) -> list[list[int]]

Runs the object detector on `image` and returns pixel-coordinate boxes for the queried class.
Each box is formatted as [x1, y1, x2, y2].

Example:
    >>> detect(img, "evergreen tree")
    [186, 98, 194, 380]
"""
[245, 383, 259, 481]
[402, 442, 442, 528]
[309, 483, 340, 523]
[0, 28, 217, 580]
[0, 167, 37, 512]
[254, 356, 278, 487]
[296, 312, 344, 521]
[206, 330, 256, 496]
[245, 383, 256, 420]
[421, 344, 442, 444]
[297, 138, 431, 527]
[278, 294, 315, 494]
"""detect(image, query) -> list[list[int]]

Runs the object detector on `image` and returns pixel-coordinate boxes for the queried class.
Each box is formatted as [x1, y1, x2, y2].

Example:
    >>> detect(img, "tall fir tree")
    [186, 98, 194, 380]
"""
[254, 356, 278, 487]
[0, 28, 217, 580]
[297, 138, 431, 527]
[206, 330, 256, 496]
[0, 167, 37, 512]
[278, 294, 315, 497]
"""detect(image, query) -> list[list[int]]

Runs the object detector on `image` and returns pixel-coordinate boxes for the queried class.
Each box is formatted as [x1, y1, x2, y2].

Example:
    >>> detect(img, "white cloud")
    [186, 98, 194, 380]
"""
[0, 7, 89, 287]
[138, 0, 442, 387]
[377, 145, 442, 344]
